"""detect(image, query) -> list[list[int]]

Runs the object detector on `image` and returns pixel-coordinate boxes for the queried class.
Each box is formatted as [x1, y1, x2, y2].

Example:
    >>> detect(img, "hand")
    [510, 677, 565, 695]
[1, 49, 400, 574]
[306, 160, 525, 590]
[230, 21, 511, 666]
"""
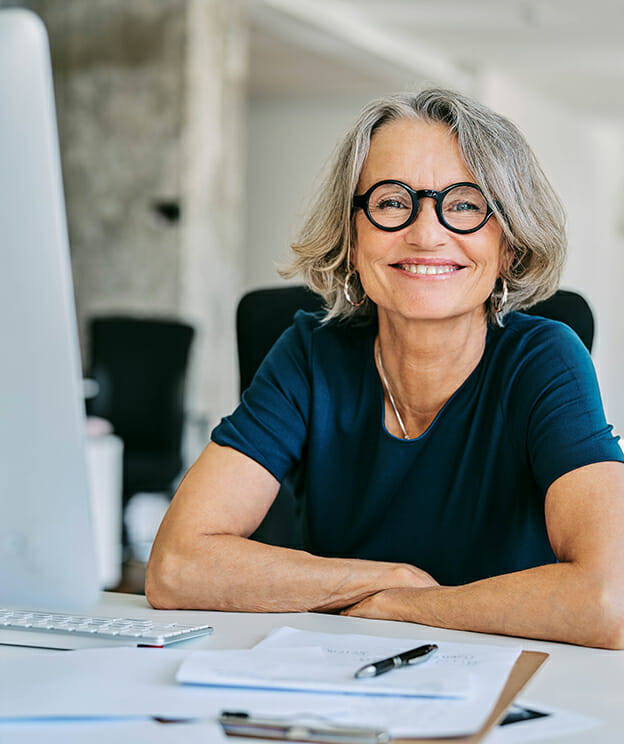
[341, 566, 439, 620]
[389, 564, 439, 589]
[341, 587, 427, 620]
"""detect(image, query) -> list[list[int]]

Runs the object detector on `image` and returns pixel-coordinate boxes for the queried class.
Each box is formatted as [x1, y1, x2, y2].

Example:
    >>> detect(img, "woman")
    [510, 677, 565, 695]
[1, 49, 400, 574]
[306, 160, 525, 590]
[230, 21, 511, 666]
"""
[146, 88, 624, 648]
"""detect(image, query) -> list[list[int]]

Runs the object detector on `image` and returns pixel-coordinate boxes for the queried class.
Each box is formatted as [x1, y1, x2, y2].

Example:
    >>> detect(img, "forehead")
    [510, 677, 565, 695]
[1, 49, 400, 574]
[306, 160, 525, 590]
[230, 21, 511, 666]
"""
[359, 118, 473, 189]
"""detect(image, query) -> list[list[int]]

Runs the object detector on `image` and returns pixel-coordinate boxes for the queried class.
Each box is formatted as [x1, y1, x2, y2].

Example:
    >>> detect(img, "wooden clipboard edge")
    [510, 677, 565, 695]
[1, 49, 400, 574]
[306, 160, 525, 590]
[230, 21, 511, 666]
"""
[393, 649, 549, 744]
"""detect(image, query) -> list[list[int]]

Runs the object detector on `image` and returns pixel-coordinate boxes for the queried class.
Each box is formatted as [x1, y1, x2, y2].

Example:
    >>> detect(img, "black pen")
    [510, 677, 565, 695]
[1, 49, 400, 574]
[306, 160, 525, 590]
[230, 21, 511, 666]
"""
[354, 643, 438, 679]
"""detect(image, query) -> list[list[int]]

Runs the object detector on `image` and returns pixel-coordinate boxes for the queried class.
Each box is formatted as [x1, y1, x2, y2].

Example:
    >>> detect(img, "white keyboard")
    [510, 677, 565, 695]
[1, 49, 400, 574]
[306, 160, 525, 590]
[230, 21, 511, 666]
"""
[0, 608, 213, 647]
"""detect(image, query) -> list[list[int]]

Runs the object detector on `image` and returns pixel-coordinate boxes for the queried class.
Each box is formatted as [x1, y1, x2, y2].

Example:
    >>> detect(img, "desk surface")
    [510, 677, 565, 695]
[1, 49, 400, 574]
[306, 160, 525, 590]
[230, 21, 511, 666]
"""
[2, 591, 623, 742]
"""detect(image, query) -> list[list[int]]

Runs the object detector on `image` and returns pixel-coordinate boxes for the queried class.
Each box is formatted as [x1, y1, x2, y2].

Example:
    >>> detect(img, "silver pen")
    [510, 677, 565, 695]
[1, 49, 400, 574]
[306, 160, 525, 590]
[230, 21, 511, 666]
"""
[219, 711, 390, 743]
[354, 643, 438, 679]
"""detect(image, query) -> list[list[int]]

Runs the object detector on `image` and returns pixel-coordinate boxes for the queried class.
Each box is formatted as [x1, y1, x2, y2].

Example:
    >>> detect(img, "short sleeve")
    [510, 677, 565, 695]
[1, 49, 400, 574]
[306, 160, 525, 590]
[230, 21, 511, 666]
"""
[511, 320, 624, 493]
[211, 311, 317, 482]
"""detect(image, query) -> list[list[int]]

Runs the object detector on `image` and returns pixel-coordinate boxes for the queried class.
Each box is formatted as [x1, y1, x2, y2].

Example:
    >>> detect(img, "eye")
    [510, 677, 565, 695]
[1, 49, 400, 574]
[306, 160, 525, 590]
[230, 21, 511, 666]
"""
[375, 197, 410, 210]
[447, 199, 482, 213]
[442, 186, 487, 216]
[369, 184, 412, 212]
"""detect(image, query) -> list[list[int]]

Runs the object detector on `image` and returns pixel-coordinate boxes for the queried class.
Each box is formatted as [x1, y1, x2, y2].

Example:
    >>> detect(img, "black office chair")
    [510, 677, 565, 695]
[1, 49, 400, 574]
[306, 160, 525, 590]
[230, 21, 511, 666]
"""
[524, 288, 594, 353]
[236, 285, 325, 395]
[234, 286, 322, 545]
[86, 316, 195, 507]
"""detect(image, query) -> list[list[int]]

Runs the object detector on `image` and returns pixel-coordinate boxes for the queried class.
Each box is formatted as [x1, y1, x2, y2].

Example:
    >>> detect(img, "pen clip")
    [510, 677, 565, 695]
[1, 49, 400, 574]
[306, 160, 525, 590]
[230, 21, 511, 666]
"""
[406, 644, 438, 665]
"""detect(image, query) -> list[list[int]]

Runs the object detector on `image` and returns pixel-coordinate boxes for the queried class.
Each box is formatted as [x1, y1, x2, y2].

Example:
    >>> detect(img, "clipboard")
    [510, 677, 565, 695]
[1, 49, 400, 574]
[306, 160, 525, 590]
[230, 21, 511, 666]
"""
[219, 650, 548, 744]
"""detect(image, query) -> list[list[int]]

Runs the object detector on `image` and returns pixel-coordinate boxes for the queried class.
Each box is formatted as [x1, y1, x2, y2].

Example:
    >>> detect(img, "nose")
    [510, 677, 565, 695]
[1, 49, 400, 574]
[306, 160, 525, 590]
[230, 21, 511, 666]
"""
[403, 196, 446, 245]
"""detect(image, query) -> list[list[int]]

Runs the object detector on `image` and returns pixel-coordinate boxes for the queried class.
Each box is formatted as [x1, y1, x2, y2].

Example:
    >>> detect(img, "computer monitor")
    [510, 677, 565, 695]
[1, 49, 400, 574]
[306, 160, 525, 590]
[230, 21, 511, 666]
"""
[0, 8, 99, 610]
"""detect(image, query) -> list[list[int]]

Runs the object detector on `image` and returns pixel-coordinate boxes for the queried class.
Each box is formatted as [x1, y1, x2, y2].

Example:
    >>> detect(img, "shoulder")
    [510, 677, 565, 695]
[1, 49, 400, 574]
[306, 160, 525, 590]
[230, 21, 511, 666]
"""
[498, 310, 585, 349]
[484, 311, 597, 412]
[288, 310, 376, 357]
[291, 309, 375, 338]
[491, 311, 591, 371]
[258, 310, 375, 391]
[495, 315, 623, 492]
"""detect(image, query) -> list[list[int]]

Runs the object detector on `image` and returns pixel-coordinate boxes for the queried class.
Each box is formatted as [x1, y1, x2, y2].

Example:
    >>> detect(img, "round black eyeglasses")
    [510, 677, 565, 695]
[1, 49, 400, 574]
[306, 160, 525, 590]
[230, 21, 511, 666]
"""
[353, 180, 494, 234]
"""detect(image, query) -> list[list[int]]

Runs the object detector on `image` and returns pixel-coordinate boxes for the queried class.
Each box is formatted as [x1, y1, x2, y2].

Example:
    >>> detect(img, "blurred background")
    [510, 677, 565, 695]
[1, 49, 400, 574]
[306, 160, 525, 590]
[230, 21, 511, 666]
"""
[2, 1, 624, 576]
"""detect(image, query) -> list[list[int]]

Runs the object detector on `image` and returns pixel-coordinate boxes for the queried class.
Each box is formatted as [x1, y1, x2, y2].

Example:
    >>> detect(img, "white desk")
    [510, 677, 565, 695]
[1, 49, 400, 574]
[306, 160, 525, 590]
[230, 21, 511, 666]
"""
[2, 591, 623, 742]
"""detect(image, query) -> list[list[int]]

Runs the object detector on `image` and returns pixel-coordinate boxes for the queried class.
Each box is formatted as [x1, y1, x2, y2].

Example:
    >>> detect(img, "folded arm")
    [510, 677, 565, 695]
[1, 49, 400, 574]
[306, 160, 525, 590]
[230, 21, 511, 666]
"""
[145, 442, 436, 613]
[342, 461, 624, 649]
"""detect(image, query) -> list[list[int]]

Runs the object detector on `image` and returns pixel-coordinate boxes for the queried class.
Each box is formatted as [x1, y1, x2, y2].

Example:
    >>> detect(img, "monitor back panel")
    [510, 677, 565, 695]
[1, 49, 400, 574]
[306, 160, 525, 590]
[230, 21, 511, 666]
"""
[0, 9, 99, 610]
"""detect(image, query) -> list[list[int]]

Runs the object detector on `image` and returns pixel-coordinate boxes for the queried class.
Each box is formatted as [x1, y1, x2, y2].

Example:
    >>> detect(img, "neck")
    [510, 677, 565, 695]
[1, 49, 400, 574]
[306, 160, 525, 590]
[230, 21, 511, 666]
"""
[375, 313, 488, 438]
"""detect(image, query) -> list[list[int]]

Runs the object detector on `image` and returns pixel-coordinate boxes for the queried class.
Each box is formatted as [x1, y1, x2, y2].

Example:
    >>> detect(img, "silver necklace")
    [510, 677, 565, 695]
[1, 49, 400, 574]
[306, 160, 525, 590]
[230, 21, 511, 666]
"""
[376, 342, 410, 440]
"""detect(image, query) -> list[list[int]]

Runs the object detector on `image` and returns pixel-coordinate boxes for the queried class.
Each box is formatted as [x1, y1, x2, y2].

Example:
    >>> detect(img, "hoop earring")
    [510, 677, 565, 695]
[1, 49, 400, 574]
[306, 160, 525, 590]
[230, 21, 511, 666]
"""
[343, 269, 366, 307]
[491, 277, 508, 323]
[493, 277, 508, 313]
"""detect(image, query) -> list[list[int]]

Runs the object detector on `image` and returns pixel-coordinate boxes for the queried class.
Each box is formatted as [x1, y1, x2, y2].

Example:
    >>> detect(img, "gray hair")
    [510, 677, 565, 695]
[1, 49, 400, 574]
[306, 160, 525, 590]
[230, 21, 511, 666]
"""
[282, 87, 567, 324]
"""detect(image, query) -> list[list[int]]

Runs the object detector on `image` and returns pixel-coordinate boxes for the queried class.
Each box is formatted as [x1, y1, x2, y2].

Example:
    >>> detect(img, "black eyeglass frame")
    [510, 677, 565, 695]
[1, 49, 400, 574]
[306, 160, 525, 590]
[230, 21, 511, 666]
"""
[352, 179, 495, 234]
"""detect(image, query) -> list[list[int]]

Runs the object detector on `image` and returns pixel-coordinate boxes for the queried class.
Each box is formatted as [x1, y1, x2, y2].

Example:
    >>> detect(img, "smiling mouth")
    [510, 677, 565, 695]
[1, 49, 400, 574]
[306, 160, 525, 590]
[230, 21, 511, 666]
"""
[394, 263, 462, 275]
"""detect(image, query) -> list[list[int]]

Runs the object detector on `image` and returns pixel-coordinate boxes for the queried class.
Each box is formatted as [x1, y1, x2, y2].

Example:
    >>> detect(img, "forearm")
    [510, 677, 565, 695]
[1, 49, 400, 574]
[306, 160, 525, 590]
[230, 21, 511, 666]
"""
[344, 561, 624, 649]
[145, 533, 433, 613]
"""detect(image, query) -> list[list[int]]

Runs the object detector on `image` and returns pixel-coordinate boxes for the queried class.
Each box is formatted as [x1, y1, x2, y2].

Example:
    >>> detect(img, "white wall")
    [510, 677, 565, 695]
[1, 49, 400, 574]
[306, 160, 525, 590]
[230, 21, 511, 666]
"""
[481, 72, 624, 433]
[244, 92, 387, 289]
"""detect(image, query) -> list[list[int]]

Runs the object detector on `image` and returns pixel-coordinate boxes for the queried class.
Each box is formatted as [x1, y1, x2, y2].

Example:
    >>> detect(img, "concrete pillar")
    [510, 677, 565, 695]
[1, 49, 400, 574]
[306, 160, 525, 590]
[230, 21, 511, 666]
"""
[180, 0, 248, 453]
[25, 0, 188, 335]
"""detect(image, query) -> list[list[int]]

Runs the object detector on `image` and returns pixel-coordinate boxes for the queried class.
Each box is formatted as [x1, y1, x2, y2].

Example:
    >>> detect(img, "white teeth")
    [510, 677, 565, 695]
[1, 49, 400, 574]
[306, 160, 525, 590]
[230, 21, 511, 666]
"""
[400, 264, 458, 275]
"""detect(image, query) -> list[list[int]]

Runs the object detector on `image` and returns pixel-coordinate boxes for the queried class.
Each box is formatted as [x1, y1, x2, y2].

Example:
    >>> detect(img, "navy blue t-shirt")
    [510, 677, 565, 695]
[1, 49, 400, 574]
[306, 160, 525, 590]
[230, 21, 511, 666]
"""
[212, 311, 623, 586]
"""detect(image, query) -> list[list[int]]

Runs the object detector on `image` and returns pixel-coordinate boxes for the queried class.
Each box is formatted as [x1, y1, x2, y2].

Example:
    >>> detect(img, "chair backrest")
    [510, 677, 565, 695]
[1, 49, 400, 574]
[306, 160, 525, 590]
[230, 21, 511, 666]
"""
[524, 289, 594, 353]
[236, 285, 325, 395]
[86, 316, 194, 493]
[236, 286, 594, 397]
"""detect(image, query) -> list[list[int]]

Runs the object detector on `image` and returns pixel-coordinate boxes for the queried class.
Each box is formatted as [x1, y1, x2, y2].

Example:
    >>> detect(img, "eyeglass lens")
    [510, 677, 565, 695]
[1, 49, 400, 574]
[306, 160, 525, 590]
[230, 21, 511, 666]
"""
[366, 182, 489, 232]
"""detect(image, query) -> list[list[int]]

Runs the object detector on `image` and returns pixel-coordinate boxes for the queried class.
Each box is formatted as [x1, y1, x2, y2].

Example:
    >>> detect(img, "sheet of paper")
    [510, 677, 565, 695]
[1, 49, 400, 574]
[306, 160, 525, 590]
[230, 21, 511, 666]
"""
[176, 644, 472, 697]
